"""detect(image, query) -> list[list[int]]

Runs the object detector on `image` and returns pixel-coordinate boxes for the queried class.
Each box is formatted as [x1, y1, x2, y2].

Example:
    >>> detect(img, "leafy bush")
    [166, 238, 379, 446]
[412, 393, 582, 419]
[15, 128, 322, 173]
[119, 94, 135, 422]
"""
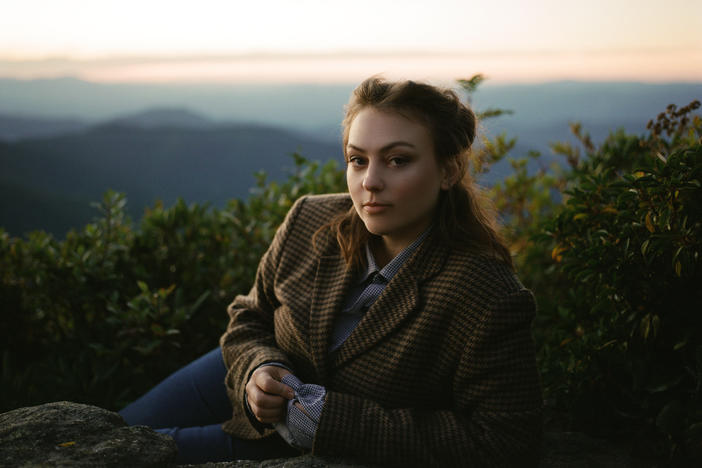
[0, 154, 344, 412]
[533, 101, 702, 463]
[463, 76, 702, 462]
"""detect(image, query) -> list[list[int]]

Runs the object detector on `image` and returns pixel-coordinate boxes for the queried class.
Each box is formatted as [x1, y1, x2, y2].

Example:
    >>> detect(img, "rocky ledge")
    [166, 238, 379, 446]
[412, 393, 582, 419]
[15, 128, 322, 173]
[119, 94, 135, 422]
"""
[0, 401, 631, 467]
[0, 402, 175, 467]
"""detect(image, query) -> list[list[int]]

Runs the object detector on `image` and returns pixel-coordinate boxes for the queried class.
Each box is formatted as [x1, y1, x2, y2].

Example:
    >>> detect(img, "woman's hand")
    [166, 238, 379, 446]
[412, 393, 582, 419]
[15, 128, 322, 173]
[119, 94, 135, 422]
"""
[246, 365, 295, 424]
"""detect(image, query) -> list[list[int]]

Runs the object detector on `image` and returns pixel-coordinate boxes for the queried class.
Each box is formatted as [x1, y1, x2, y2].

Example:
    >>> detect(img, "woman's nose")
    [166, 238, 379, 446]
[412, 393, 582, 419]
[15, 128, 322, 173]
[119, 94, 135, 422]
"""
[362, 165, 383, 191]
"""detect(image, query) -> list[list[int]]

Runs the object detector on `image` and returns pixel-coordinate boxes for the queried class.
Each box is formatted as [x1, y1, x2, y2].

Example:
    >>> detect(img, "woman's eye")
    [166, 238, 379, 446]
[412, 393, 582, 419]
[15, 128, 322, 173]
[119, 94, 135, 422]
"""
[389, 156, 409, 167]
[348, 156, 366, 166]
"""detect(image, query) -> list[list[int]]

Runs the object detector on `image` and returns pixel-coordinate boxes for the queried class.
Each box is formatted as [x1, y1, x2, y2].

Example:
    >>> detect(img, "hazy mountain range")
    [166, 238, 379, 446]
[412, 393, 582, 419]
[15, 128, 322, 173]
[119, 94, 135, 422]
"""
[0, 78, 700, 237]
[0, 108, 340, 236]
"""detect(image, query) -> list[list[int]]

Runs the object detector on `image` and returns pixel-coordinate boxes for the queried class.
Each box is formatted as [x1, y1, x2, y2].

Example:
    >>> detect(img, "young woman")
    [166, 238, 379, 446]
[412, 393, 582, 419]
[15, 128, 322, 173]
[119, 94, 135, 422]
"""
[120, 77, 543, 467]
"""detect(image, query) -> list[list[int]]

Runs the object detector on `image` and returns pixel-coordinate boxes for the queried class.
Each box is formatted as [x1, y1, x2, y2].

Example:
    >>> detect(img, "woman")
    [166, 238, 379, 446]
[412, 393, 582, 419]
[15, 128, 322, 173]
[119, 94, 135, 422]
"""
[120, 77, 543, 467]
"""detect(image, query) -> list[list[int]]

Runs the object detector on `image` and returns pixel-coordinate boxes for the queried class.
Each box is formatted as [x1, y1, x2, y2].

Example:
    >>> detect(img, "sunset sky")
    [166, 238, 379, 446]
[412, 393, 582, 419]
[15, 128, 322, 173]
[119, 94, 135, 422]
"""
[1, 0, 700, 83]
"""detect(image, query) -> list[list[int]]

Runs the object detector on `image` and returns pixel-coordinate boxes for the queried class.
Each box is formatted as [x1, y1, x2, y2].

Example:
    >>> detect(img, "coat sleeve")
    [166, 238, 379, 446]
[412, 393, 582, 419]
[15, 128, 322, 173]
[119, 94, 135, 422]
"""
[219, 196, 307, 439]
[312, 288, 543, 467]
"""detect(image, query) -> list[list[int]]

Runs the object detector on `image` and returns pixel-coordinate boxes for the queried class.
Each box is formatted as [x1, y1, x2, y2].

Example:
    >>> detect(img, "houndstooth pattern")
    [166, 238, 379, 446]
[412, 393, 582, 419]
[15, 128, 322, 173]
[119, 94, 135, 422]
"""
[220, 194, 543, 467]
[272, 226, 432, 448]
[331, 229, 430, 351]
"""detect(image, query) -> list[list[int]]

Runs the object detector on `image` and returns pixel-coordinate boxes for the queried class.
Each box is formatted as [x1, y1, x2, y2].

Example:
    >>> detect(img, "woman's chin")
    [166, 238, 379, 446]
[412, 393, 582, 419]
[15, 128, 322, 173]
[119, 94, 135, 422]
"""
[361, 222, 390, 238]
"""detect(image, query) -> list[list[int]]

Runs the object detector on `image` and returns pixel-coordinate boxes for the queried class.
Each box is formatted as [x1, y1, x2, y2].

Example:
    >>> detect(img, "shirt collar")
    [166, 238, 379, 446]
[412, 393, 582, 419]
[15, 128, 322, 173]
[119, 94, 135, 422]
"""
[358, 226, 433, 285]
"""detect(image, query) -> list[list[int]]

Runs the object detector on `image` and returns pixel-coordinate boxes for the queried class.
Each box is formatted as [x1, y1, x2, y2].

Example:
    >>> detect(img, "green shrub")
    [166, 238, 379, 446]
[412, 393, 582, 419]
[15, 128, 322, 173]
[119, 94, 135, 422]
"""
[0, 154, 345, 412]
[533, 102, 702, 463]
[462, 77, 702, 462]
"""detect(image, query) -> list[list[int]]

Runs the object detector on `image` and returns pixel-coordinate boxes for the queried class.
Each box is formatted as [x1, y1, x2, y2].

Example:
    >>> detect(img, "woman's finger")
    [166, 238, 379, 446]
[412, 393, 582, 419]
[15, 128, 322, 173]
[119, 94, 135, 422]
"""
[250, 406, 286, 423]
[253, 368, 294, 399]
[248, 388, 286, 409]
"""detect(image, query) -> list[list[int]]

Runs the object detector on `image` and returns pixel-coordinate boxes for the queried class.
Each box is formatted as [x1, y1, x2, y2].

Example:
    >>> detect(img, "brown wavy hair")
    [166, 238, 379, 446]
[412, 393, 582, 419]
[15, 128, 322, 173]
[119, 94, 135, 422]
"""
[318, 76, 512, 270]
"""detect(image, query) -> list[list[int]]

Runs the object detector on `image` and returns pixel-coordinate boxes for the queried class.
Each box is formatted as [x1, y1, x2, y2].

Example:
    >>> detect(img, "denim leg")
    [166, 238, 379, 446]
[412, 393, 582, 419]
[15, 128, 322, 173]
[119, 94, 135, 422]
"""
[119, 347, 298, 462]
[119, 347, 231, 428]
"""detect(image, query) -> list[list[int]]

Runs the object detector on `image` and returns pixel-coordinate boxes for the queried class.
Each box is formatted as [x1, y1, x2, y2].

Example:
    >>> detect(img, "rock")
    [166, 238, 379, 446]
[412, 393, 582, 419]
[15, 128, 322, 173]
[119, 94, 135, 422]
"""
[182, 432, 635, 467]
[180, 455, 372, 467]
[1, 402, 634, 467]
[188, 433, 634, 467]
[0, 401, 177, 467]
[179, 455, 373, 467]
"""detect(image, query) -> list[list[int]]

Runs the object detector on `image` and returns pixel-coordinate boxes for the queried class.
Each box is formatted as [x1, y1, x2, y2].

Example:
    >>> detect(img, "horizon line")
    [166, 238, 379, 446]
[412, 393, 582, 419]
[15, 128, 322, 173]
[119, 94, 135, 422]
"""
[2, 75, 702, 87]
[2, 46, 701, 62]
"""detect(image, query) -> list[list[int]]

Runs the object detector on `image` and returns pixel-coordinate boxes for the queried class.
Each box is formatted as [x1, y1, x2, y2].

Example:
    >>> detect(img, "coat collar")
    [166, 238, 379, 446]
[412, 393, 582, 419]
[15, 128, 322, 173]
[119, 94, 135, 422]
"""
[309, 252, 354, 384]
[310, 228, 449, 378]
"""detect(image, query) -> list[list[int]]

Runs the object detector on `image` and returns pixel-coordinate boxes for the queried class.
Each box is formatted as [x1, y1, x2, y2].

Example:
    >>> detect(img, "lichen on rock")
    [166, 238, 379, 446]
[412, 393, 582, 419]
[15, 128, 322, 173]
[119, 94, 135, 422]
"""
[0, 401, 177, 467]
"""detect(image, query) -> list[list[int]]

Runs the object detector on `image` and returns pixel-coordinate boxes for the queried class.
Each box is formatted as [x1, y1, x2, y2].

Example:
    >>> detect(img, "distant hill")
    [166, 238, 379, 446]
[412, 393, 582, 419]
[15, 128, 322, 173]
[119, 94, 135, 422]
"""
[0, 112, 341, 237]
[0, 77, 699, 137]
[105, 107, 214, 130]
[0, 77, 353, 135]
[0, 113, 89, 141]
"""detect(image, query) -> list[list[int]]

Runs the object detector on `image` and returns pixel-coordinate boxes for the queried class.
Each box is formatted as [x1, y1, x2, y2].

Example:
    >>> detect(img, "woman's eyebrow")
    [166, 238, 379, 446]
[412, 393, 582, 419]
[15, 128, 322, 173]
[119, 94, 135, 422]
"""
[346, 141, 416, 153]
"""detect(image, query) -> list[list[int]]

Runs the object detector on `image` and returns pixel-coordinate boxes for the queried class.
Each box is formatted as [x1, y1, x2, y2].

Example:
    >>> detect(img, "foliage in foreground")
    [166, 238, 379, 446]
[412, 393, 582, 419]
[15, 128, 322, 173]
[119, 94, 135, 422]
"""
[1, 78, 700, 464]
[533, 103, 702, 463]
[0, 155, 345, 411]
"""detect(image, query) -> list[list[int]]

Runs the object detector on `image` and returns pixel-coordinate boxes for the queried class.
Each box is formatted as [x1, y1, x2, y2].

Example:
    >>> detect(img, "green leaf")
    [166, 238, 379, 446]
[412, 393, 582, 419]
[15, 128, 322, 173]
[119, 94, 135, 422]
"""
[456, 74, 485, 94]
[641, 239, 650, 256]
[673, 338, 688, 351]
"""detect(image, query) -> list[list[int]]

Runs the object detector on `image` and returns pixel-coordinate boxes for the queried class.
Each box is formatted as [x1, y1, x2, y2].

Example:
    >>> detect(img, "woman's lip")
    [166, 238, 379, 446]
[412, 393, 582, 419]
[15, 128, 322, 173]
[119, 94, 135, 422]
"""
[363, 203, 390, 214]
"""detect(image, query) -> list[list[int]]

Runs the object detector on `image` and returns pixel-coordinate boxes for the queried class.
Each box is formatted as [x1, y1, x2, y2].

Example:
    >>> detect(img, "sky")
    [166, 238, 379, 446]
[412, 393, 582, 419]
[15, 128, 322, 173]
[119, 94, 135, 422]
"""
[0, 0, 700, 84]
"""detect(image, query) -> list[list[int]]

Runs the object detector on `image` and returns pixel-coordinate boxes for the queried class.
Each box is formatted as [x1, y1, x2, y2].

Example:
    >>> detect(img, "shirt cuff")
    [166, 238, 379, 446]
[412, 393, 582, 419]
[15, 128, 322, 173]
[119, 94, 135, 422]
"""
[279, 373, 326, 449]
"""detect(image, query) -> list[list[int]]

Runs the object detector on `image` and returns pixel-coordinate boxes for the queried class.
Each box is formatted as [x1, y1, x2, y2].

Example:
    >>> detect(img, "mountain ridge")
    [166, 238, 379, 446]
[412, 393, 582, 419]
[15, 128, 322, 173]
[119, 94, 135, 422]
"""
[0, 119, 342, 237]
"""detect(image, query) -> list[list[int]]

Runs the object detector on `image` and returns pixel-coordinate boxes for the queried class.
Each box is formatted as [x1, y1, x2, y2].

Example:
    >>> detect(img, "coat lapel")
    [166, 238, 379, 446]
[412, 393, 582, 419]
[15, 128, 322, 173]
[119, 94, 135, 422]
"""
[332, 230, 449, 369]
[309, 253, 355, 384]
[332, 267, 418, 368]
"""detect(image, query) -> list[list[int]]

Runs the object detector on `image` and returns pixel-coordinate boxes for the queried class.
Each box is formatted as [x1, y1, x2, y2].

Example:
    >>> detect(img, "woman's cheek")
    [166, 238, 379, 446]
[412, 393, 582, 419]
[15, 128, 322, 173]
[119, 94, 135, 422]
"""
[397, 169, 432, 198]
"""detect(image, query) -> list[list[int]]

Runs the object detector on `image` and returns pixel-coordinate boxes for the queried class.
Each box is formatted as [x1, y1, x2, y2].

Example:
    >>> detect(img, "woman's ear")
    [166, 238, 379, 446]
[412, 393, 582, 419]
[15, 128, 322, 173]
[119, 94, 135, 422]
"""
[440, 158, 460, 190]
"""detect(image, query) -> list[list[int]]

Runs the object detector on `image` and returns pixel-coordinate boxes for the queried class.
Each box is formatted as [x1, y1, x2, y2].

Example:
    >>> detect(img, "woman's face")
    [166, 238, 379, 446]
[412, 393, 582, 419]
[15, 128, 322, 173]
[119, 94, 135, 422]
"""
[346, 107, 450, 254]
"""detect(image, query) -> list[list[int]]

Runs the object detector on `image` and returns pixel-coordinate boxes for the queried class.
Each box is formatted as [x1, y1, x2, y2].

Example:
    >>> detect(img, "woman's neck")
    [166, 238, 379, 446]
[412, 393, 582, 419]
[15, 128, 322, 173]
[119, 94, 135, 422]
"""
[369, 237, 399, 269]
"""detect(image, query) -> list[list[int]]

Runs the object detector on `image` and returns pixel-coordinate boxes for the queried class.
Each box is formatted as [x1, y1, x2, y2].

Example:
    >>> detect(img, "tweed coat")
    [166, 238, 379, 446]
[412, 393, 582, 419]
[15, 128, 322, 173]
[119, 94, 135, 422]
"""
[220, 193, 543, 467]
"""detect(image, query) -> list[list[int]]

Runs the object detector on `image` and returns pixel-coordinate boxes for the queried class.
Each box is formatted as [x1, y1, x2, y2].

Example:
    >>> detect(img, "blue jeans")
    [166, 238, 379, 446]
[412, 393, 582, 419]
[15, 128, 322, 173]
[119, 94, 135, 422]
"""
[119, 348, 298, 464]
